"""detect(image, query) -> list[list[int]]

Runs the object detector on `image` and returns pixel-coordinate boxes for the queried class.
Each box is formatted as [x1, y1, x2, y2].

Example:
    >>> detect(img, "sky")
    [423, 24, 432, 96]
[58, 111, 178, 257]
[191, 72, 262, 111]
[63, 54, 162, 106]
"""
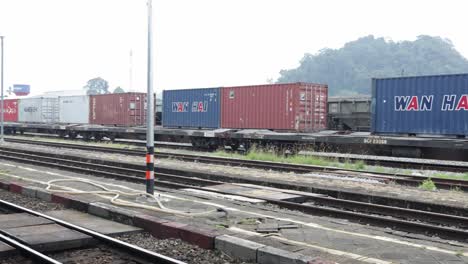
[0, 0, 467, 96]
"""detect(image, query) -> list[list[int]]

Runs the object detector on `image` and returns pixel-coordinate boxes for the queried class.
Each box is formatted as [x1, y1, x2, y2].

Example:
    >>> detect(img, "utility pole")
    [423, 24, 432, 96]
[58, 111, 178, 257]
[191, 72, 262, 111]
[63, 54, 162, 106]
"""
[129, 49, 133, 92]
[0, 36, 4, 144]
[145, 0, 155, 194]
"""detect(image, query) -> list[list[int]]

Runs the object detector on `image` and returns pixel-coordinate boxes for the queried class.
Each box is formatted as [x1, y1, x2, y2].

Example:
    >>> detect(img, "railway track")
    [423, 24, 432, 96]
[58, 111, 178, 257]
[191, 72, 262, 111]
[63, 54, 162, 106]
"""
[0, 146, 467, 242]
[5, 137, 468, 191]
[0, 199, 185, 264]
[10, 133, 468, 173]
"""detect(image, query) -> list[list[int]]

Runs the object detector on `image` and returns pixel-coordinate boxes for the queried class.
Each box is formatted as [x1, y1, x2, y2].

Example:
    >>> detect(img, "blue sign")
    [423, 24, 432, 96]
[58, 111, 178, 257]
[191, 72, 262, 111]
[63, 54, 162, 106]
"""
[12, 84, 30, 96]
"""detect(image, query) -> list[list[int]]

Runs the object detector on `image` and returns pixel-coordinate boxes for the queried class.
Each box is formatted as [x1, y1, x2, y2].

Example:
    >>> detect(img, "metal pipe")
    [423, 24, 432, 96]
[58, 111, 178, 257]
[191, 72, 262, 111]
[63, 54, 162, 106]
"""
[0, 36, 4, 143]
[146, 0, 155, 194]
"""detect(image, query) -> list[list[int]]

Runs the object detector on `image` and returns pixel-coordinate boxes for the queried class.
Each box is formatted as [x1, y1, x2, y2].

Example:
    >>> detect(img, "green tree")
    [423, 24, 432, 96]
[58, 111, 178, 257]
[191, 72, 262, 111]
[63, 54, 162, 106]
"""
[83, 77, 109, 95]
[113, 86, 125, 93]
[277, 35, 468, 95]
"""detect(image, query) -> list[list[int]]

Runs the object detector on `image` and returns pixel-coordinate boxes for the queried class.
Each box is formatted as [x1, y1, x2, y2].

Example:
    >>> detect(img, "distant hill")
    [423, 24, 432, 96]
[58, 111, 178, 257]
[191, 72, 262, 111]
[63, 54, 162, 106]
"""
[277, 35, 468, 96]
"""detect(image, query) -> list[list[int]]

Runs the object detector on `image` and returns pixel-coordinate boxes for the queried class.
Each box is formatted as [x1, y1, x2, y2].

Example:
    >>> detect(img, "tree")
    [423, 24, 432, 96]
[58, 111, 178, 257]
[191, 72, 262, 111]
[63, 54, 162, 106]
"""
[83, 77, 110, 95]
[113, 86, 125, 94]
[277, 35, 468, 96]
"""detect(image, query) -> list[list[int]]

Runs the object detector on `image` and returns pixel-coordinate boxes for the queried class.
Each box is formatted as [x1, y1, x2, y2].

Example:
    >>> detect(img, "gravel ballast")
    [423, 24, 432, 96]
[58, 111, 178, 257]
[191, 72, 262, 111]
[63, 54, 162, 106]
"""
[4, 141, 468, 209]
[0, 187, 64, 212]
[0, 233, 252, 264]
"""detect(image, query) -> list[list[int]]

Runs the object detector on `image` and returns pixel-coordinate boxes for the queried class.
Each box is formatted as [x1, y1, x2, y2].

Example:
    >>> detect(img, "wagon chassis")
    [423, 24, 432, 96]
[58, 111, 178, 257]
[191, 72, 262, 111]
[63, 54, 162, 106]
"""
[4, 122, 468, 161]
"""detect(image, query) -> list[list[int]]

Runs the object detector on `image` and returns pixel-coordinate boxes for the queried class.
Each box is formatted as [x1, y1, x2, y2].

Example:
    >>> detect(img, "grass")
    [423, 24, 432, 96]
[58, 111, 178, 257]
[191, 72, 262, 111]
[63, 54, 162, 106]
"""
[11, 135, 468, 182]
[215, 149, 368, 171]
[419, 178, 437, 191]
[430, 172, 468, 181]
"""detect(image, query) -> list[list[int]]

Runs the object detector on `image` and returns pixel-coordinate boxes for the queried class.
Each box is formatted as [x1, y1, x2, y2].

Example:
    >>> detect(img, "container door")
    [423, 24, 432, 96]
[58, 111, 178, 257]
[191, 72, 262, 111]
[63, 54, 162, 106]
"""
[128, 94, 146, 126]
[42, 98, 59, 123]
[299, 85, 314, 132]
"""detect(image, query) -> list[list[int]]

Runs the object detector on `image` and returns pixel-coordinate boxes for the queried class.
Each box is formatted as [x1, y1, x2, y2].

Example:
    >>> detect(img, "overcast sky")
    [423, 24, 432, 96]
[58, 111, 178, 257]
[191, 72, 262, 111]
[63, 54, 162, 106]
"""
[0, 0, 467, 96]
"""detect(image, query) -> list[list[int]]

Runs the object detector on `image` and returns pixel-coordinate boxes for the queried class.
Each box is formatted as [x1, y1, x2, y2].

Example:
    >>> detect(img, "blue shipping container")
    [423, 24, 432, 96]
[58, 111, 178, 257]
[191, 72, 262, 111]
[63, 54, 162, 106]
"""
[371, 73, 468, 136]
[162, 88, 221, 128]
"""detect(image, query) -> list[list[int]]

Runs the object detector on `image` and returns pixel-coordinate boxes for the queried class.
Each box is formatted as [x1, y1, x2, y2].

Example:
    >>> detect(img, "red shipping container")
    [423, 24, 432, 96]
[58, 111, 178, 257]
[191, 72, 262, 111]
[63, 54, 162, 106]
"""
[2, 99, 19, 122]
[89, 93, 147, 126]
[221, 83, 327, 132]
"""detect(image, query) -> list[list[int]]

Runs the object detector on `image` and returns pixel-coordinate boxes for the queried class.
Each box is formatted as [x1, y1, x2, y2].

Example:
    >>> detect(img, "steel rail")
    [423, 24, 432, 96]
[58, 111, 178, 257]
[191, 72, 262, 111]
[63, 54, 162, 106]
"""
[0, 233, 62, 264]
[0, 146, 467, 216]
[4, 137, 468, 191]
[0, 148, 467, 242]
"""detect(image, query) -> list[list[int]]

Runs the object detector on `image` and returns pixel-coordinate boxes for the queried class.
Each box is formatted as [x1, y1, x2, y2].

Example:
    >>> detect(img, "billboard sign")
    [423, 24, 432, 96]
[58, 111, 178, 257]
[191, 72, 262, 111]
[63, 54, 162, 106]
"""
[12, 84, 30, 96]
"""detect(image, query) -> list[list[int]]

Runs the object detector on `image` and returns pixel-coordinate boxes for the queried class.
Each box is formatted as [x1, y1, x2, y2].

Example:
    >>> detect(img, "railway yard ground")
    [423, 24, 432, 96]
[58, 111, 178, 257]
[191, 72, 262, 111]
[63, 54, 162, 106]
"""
[0, 138, 466, 263]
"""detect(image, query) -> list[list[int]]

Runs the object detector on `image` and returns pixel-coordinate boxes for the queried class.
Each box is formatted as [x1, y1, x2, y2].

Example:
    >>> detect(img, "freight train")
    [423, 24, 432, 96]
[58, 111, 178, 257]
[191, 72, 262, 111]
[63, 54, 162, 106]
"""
[3, 74, 468, 160]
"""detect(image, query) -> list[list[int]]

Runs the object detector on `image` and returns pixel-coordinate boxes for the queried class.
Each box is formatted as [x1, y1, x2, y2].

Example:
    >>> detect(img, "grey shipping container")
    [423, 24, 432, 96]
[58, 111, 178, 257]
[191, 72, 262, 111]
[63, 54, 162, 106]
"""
[18, 97, 59, 123]
[371, 73, 468, 136]
[163, 88, 221, 128]
[59, 95, 90, 123]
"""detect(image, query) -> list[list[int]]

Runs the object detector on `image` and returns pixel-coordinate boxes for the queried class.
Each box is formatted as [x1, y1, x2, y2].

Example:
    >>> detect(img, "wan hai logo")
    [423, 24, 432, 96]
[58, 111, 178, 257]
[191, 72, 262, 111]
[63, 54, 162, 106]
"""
[395, 95, 468, 111]
[172, 101, 208, 112]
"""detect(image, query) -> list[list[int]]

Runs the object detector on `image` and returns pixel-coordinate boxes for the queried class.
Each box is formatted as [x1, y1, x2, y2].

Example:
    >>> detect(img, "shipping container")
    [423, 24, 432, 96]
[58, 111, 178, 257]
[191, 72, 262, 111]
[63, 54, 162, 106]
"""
[59, 95, 90, 124]
[371, 73, 468, 136]
[18, 97, 59, 123]
[89, 93, 147, 126]
[162, 88, 221, 128]
[1, 99, 19, 122]
[221, 83, 328, 132]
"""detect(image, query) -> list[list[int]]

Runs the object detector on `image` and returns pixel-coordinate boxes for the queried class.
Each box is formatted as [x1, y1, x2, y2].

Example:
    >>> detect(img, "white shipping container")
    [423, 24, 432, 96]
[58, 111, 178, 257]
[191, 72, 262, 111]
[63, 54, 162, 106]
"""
[18, 97, 59, 123]
[59, 95, 90, 123]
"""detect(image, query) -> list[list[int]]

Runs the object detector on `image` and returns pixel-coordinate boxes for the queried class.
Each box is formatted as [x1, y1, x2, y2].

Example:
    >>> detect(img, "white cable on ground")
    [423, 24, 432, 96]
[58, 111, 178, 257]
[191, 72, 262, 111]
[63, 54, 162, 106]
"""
[44, 178, 219, 217]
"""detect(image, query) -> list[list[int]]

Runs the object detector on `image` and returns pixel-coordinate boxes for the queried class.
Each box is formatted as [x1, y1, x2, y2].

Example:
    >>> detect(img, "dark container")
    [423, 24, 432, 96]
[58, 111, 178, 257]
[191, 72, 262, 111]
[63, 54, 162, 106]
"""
[371, 73, 468, 136]
[221, 83, 328, 132]
[2, 99, 19, 122]
[89, 93, 147, 126]
[162, 88, 221, 128]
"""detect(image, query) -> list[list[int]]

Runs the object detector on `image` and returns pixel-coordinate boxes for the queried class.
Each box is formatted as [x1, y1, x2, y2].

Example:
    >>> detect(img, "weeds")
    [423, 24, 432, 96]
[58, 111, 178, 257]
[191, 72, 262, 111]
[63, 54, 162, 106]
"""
[431, 172, 468, 181]
[419, 178, 437, 191]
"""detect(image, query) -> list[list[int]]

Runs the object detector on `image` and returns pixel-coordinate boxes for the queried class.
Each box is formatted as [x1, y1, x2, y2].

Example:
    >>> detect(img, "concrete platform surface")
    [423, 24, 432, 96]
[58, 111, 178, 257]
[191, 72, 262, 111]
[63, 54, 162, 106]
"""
[2, 223, 95, 252]
[0, 213, 53, 229]
[207, 183, 304, 202]
[0, 241, 15, 257]
[45, 209, 142, 236]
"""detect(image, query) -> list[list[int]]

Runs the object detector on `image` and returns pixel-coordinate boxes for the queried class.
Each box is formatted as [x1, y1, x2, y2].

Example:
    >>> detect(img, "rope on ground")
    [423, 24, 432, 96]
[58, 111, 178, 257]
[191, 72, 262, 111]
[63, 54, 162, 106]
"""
[44, 178, 219, 217]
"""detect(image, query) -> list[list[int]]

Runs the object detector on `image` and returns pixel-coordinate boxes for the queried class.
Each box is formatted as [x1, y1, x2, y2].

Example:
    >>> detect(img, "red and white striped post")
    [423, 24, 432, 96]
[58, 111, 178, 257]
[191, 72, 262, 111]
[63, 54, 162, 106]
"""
[145, 0, 155, 194]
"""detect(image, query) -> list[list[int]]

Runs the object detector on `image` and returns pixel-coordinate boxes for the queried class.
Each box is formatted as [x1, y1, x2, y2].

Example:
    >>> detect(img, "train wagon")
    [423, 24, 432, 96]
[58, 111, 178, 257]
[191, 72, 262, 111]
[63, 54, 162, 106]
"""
[221, 83, 328, 132]
[371, 73, 468, 137]
[328, 96, 371, 131]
